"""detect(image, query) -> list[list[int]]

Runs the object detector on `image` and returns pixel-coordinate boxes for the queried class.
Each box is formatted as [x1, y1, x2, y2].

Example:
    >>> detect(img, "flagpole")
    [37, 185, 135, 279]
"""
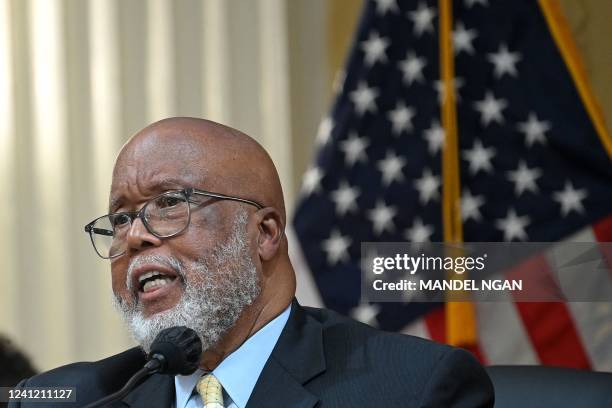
[439, 0, 478, 348]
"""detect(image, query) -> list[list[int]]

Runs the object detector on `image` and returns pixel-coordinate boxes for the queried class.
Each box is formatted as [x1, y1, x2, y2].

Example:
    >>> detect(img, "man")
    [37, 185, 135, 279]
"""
[11, 118, 494, 407]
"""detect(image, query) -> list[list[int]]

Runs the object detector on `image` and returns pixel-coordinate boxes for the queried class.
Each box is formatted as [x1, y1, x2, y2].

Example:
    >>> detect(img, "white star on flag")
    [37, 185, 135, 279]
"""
[377, 151, 407, 185]
[453, 22, 478, 55]
[423, 120, 445, 155]
[374, 0, 399, 15]
[487, 43, 522, 78]
[321, 229, 352, 265]
[408, 2, 436, 37]
[398, 52, 427, 85]
[404, 217, 434, 242]
[388, 102, 416, 135]
[361, 31, 390, 66]
[496, 209, 531, 241]
[473, 91, 508, 126]
[553, 181, 588, 216]
[316, 117, 333, 146]
[350, 82, 379, 115]
[462, 139, 496, 175]
[517, 112, 551, 147]
[350, 303, 380, 326]
[301, 166, 324, 195]
[331, 182, 360, 216]
[414, 168, 441, 204]
[368, 200, 397, 235]
[434, 77, 464, 104]
[340, 133, 369, 167]
[507, 160, 542, 196]
[461, 189, 485, 222]
[464, 0, 489, 7]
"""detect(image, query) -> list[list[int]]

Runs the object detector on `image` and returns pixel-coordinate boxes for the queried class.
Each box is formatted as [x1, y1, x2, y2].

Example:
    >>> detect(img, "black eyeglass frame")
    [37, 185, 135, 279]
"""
[84, 187, 264, 259]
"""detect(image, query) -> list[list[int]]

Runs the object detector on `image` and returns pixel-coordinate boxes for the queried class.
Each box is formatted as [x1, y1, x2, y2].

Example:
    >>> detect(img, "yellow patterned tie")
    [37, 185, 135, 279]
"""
[196, 374, 225, 408]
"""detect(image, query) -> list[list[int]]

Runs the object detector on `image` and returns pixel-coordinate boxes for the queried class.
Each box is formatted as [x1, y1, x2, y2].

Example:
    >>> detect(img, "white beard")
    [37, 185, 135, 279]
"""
[112, 210, 261, 353]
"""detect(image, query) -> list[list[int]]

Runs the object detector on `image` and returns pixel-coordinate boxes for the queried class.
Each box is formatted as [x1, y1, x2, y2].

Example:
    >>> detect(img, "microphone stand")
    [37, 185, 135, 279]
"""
[83, 356, 165, 408]
[82, 326, 201, 407]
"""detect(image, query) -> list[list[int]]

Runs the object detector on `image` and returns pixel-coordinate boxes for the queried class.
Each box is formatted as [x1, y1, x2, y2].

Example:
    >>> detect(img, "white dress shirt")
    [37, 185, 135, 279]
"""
[174, 304, 291, 408]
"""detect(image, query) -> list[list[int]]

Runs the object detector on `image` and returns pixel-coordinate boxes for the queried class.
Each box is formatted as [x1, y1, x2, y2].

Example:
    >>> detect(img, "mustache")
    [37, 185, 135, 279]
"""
[126, 254, 185, 293]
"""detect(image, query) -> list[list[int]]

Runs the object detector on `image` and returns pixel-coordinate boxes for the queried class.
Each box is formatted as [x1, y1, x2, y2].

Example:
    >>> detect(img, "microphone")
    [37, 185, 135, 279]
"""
[84, 327, 202, 408]
[146, 326, 203, 375]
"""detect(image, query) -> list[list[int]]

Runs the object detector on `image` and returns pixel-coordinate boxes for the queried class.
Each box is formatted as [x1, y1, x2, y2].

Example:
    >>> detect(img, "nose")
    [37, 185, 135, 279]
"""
[126, 217, 163, 252]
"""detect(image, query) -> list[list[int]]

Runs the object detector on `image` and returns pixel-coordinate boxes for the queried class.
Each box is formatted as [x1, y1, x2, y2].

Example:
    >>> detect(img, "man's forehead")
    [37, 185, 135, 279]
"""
[112, 173, 195, 193]
[110, 173, 198, 208]
[120, 130, 207, 161]
[109, 154, 208, 210]
[112, 130, 211, 182]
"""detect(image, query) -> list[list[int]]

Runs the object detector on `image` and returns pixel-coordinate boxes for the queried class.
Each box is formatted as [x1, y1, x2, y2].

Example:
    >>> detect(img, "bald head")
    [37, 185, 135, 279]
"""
[108, 117, 295, 367]
[112, 117, 286, 225]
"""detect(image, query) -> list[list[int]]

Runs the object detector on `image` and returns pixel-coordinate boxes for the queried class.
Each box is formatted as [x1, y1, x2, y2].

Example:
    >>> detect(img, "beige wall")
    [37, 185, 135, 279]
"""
[0, 0, 331, 371]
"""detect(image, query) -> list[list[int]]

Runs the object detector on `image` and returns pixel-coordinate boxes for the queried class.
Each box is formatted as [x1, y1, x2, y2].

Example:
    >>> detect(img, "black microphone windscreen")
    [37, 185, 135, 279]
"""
[148, 326, 202, 375]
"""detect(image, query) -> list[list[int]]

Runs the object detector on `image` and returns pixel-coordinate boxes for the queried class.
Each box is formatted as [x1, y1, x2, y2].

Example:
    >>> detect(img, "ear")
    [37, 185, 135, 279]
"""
[255, 207, 284, 261]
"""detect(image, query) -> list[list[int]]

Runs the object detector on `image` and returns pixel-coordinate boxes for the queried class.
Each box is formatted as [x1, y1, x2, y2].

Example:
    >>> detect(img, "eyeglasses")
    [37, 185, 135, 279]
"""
[84, 188, 263, 259]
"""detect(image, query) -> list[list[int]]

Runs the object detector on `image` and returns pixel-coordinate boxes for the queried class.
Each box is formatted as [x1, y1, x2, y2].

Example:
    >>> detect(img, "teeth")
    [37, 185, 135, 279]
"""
[142, 278, 171, 293]
[138, 271, 167, 284]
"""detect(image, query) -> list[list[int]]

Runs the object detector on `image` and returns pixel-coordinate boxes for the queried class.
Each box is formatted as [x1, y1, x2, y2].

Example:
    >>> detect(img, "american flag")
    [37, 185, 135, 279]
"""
[291, 0, 612, 370]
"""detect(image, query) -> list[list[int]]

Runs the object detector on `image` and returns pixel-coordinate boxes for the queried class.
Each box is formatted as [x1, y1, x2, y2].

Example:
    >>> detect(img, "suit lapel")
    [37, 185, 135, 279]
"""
[117, 300, 325, 407]
[119, 373, 175, 408]
[247, 300, 325, 408]
[246, 358, 319, 408]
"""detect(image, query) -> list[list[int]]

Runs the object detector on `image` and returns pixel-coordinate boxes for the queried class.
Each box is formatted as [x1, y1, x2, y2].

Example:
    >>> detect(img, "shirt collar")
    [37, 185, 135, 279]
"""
[175, 304, 291, 408]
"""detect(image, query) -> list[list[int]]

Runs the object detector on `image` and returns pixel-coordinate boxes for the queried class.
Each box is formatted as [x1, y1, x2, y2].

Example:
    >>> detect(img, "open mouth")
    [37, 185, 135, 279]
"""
[138, 271, 178, 293]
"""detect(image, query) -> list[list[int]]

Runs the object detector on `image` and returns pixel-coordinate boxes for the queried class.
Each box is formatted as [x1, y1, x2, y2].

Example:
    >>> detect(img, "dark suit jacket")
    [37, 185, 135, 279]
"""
[10, 301, 494, 407]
